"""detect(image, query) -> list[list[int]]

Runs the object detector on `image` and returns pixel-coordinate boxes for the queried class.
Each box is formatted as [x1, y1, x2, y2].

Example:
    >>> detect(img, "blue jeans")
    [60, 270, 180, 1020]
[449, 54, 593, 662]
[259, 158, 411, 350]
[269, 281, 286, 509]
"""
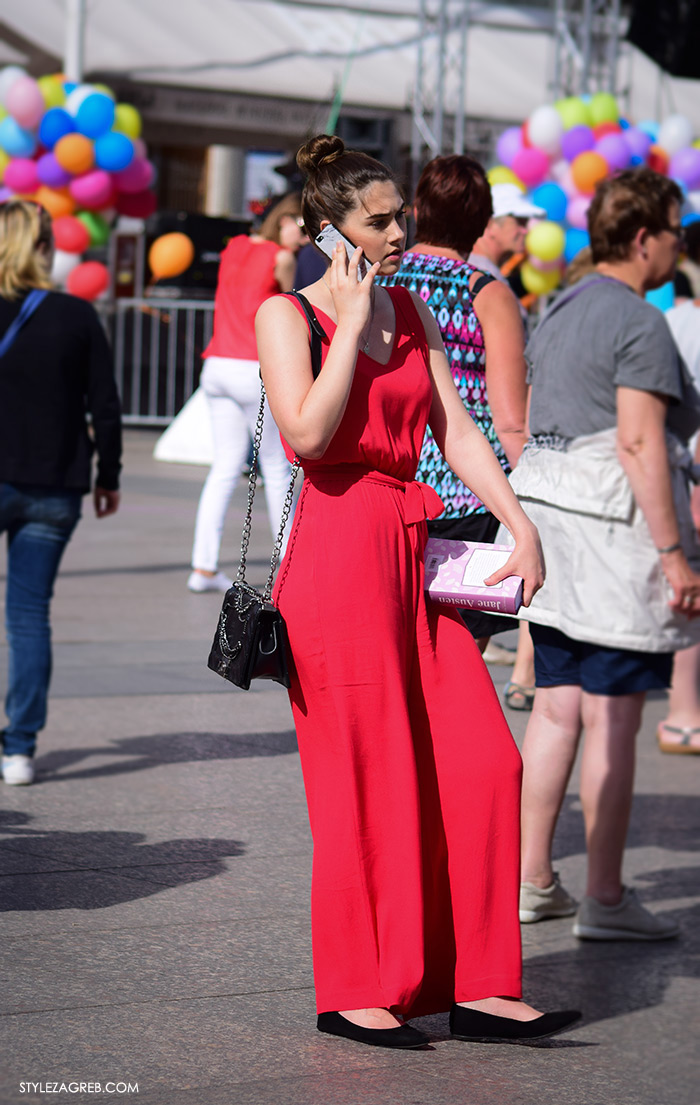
[0, 484, 82, 758]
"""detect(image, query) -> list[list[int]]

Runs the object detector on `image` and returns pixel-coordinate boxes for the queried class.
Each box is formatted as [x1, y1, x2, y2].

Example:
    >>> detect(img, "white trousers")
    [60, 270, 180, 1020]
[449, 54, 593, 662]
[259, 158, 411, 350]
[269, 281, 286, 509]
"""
[191, 356, 292, 572]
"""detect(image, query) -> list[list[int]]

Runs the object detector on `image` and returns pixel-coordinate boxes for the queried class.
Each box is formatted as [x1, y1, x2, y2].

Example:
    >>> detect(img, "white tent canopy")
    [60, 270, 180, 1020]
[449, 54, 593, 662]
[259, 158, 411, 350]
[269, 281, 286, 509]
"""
[1, 1, 700, 133]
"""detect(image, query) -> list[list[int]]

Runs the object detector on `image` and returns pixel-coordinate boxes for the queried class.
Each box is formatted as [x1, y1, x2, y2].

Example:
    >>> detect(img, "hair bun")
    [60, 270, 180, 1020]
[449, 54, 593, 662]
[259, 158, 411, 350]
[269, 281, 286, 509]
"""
[297, 134, 346, 177]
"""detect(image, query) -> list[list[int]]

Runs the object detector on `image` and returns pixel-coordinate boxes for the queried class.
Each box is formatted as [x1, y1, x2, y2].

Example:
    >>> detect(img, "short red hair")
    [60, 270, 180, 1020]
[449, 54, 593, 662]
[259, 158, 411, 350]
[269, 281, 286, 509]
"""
[414, 155, 493, 255]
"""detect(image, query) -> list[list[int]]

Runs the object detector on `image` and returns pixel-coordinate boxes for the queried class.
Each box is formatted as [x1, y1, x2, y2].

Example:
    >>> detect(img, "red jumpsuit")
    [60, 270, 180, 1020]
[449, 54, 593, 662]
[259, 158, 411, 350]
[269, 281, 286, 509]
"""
[274, 287, 523, 1018]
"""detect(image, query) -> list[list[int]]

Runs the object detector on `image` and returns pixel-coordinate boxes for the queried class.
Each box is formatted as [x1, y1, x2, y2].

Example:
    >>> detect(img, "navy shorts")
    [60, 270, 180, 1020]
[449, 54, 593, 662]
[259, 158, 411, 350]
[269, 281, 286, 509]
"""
[530, 623, 674, 696]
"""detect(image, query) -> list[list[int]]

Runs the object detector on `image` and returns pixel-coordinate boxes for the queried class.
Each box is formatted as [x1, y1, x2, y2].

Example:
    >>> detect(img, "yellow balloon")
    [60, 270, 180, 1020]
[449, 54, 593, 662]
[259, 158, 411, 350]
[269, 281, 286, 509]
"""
[93, 83, 116, 101]
[38, 74, 66, 108]
[113, 103, 142, 139]
[520, 261, 561, 296]
[693, 139, 700, 150]
[526, 221, 565, 263]
[148, 233, 195, 280]
[0, 149, 9, 182]
[487, 166, 525, 191]
[589, 92, 619, 126]
[555, 97, 591, 130]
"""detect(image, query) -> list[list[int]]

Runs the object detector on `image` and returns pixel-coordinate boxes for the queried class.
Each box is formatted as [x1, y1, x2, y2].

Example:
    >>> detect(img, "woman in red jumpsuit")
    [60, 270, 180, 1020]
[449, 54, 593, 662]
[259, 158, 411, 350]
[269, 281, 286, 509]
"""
[256, 135, 580, 1049]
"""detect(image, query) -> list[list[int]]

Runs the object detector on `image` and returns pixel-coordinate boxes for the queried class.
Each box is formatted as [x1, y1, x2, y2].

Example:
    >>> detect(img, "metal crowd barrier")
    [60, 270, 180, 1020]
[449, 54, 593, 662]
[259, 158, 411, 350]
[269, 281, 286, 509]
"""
[98, 298, 215, 425]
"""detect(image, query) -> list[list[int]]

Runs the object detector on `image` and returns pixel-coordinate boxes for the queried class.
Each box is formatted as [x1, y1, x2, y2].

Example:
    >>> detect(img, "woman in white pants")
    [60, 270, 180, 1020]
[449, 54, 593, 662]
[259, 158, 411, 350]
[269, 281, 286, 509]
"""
[189, 194, 305, 592]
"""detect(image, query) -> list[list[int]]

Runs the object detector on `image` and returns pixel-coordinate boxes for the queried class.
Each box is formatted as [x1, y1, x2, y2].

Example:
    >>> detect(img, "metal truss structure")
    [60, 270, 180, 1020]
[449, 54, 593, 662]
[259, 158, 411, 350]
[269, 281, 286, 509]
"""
[411, 0, 629, 168]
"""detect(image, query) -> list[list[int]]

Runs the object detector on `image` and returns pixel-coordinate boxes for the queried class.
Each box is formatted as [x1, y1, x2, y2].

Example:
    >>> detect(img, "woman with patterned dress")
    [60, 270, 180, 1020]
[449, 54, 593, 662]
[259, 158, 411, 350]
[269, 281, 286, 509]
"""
[255, 135, 579, 1049]
[382, 155, 528, 656]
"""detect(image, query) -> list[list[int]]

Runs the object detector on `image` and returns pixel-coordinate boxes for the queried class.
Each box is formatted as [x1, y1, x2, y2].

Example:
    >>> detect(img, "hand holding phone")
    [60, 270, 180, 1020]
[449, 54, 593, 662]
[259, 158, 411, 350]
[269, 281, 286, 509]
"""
[314, 224, 369, 282]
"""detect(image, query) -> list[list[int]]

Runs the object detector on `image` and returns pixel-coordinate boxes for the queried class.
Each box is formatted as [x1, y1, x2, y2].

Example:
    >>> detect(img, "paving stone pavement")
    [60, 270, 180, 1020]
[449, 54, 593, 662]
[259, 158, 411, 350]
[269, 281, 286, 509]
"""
[1, 430, 698, 1105]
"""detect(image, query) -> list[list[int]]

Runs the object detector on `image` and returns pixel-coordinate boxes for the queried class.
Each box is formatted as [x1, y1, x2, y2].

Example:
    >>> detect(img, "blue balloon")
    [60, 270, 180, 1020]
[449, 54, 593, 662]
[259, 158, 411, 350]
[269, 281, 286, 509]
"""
[638, 119, 660, 142]
[94, 130, 134, 172]
[531, 182, 568, 223]
[38, 107, 75, 150]
[618, 117, 630, 130]
[564, 227, 590, 263]
[645, 282, 675, 311]
[682, 212, 700, 226]
[0, 117, 37, 158]
[76, 93, 115, 139]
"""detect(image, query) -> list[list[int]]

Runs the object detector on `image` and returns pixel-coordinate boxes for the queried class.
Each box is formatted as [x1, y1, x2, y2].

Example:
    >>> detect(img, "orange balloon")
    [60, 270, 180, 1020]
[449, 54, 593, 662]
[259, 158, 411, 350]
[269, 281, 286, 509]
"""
[54, 133, 95, 175]
[148, 232, 195, 280]
[648, 145, 670, 175]
[35, 185, 76, 218]
[571, 150, 609, 194]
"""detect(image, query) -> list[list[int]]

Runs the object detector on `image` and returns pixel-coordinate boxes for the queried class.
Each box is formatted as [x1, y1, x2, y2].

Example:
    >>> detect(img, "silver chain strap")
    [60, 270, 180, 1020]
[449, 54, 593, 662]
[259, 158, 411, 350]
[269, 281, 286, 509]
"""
[236, 381, 299, 602]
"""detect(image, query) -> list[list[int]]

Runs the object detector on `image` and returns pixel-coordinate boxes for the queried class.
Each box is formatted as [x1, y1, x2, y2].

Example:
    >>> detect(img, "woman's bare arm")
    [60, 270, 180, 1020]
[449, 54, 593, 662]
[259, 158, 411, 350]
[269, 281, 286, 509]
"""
[274, 248, 296, 293]
[472, 278, 529, 467]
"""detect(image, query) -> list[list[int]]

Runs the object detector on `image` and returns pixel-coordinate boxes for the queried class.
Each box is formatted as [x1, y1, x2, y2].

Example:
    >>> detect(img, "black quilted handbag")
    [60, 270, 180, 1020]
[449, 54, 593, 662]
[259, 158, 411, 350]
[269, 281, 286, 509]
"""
[207, 292, 325, 690]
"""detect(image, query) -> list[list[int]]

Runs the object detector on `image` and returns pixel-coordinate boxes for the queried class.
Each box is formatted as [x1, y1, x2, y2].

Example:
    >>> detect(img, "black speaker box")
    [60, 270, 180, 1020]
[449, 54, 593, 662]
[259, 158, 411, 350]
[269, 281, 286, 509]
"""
[627, 0, 700, 79]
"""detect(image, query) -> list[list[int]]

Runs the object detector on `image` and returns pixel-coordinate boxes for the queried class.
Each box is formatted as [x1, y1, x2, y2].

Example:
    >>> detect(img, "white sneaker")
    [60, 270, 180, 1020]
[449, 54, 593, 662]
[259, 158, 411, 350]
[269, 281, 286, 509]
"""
[520, 873, 578, 923]
[573, 887, 680, 941]
[187, 570, 233, 593]
[2, 754, 35, 786]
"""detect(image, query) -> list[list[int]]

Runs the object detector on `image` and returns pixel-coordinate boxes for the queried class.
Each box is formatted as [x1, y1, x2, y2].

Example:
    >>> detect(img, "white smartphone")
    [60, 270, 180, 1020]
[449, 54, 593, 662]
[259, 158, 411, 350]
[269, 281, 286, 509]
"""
[314, 224, 369, 281]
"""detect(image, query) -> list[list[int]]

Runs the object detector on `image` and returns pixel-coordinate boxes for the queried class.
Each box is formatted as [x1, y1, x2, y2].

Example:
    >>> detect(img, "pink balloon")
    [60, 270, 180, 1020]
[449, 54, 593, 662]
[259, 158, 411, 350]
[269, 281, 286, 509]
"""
[496, 126, 523, 168]
[3, 157, 40, 194]
[511, 147, 549, 188]
[595, 134, 630, 171]
[132, 138, 147, 160]
[5, 76, 45, 129]
[114, 157, 154, 194]
[566, 193, 591, 230]
[69, 169, 114, 209]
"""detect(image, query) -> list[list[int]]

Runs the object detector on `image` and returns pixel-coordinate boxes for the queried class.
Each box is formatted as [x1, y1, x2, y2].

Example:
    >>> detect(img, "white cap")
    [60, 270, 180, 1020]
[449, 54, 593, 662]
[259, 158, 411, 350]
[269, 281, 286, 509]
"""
[491, 183, 546, 220]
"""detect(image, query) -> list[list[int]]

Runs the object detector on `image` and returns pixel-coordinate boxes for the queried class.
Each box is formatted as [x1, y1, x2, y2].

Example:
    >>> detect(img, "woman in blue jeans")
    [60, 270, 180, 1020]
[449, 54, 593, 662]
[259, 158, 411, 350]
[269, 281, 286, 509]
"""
[0, 200, 122, 785]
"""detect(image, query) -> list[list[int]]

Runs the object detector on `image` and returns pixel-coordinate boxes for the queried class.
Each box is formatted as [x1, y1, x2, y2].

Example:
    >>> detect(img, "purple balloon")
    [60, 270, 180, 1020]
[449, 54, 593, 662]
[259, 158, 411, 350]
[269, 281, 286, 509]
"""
[0, 186, 12, 203]
[561, 125, 595, 162]
[37, 152, 73, 188]
[623, 127, 652, 161]
[496, 126, 523, 168]
[669, 147, 700, 191]
[596, 133, 631, 171]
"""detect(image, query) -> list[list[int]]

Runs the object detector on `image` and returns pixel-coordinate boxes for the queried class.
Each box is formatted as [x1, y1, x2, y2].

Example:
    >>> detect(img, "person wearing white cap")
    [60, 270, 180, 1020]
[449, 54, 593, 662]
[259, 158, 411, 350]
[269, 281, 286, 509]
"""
[469, 183, 546, 287]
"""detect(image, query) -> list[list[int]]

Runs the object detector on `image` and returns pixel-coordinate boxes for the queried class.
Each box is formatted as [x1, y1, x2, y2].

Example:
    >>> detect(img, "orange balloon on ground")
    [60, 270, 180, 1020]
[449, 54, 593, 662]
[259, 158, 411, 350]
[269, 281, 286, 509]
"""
[571, 150, 609, 194]
[54, 132, 95, 175]
[148, 232, 195, 280]
[35, 185, 76, 218]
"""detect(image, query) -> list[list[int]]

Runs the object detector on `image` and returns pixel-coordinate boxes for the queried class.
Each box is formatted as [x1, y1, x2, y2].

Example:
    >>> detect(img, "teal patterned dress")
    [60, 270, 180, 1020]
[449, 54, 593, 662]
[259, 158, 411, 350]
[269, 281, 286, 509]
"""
[381, 251, 510, 517]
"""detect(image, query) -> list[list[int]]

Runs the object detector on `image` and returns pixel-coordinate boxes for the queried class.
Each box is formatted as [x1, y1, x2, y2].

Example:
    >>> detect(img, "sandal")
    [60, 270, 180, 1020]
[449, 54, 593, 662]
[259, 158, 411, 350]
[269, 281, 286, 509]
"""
[656, 722, 700, 754]
[504, 681, 535, 711]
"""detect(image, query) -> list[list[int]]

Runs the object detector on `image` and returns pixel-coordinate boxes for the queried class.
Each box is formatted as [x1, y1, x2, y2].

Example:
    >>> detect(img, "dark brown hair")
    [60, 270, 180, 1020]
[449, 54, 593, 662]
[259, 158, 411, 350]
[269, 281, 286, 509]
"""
[414, 154, 493, 254]
[297, 134, 397, 249]
[587, 169, 683, 263]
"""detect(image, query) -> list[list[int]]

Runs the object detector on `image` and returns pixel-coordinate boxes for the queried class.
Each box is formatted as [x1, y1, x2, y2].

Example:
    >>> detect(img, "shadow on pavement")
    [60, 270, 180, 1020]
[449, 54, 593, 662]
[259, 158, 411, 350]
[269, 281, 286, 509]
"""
[0, 810, 245, 912]
[33, 729, 298, 782]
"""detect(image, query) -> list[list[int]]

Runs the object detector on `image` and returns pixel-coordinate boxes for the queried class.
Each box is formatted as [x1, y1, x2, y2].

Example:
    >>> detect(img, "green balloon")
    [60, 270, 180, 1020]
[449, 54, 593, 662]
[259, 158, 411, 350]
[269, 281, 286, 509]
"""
[77, 211, 111, 247]
[555, 97, 591, 130]
[589, 92, 619, 126]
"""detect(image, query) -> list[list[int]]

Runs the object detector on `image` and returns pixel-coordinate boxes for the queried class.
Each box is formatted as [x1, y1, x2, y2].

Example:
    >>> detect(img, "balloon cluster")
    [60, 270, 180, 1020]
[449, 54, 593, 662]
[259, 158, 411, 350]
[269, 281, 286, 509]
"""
[0, 65, 156, 299]
[490, 93, 700, 296]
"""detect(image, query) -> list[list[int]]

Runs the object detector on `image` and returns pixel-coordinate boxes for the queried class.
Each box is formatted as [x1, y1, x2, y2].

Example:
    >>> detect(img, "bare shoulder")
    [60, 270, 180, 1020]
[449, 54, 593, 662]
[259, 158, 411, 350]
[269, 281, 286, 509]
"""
[256, 292, 302, 328]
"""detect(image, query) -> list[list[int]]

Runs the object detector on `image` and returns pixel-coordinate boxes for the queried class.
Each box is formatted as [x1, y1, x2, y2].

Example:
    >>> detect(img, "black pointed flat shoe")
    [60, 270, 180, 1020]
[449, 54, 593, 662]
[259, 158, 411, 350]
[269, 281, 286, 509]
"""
[449, 1005, 582, 1042]
[317, 1011, 430, 1049]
